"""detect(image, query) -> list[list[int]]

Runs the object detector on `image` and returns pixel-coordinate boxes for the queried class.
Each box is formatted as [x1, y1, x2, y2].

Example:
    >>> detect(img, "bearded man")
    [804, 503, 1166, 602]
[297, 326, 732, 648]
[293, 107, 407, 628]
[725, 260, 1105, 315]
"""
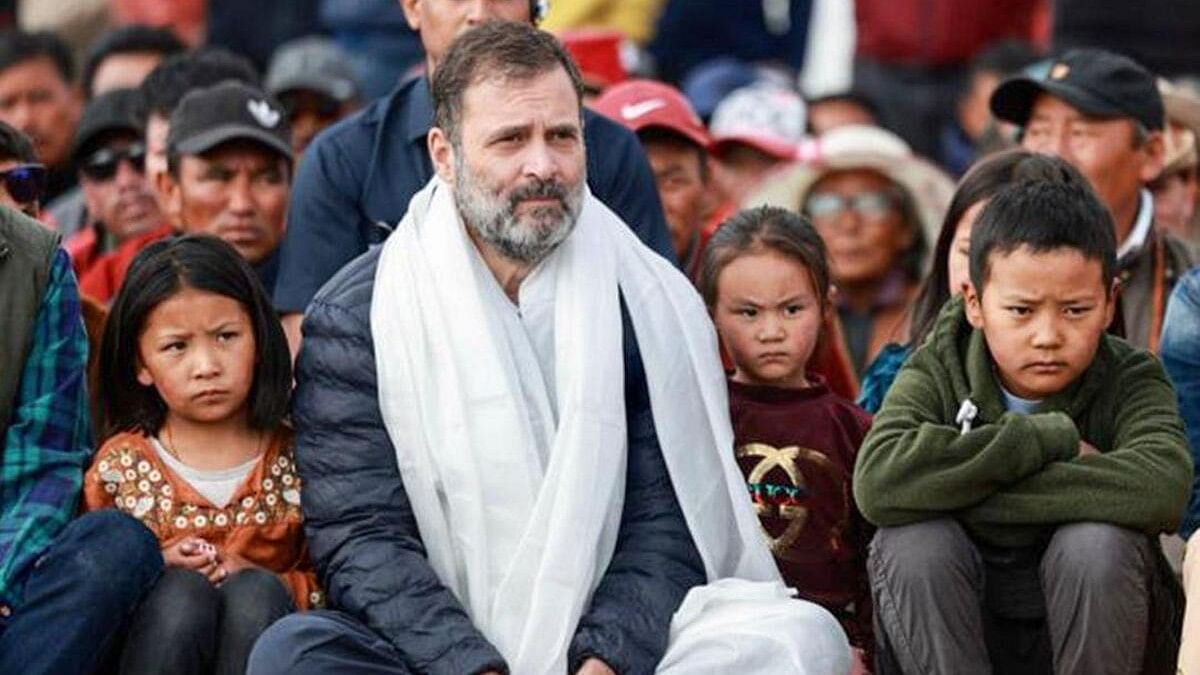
[249, 21, 850, 675]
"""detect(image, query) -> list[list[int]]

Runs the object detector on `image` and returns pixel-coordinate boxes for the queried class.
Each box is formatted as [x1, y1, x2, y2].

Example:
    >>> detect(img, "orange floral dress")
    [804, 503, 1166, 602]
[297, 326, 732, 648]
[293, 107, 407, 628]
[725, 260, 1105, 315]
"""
[82, 427, 322, 609]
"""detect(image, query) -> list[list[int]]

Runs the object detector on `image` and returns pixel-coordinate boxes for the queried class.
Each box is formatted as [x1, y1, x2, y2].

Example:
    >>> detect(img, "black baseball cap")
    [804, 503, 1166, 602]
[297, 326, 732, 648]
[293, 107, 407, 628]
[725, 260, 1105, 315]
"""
[72, 87, 143, 160]
[990, 48, 1164, 131]
[266, 37, 359, 103]
[168, 81, 292, 161]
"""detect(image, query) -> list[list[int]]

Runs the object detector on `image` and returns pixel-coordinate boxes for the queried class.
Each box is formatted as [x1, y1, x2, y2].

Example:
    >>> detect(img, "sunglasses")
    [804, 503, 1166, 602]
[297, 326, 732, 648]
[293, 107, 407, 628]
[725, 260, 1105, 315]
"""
[806, 190, 898, 223]
[80, 143, 146, 181]
[0, 164, 46, 205]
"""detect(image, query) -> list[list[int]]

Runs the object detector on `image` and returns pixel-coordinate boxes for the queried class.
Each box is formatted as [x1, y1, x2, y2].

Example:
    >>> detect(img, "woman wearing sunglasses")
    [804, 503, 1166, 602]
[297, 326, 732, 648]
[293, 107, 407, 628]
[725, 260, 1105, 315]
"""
[750, 125, 955, 382]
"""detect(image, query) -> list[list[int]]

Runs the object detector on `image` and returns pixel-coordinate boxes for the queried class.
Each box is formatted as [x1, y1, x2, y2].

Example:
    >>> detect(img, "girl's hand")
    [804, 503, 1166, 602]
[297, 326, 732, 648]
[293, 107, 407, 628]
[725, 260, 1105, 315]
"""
[162, 537, 220, 580]
[215, 550, 261, 584]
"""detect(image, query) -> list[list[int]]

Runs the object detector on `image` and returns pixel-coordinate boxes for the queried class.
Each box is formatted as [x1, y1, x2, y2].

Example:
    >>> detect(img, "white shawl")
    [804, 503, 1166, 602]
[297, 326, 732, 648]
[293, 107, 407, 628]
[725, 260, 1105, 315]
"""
[371, 178, 848, 674]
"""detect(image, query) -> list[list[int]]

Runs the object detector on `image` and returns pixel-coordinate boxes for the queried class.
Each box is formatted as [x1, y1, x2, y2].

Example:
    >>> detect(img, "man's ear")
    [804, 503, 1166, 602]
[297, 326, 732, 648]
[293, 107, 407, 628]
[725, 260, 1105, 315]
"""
[963, 279, 985, 329]
[1138, 129, 1166, 184]
[398, 0, 422, 31]
[159, 171, 183, 228]
[428, 127, 456, 185]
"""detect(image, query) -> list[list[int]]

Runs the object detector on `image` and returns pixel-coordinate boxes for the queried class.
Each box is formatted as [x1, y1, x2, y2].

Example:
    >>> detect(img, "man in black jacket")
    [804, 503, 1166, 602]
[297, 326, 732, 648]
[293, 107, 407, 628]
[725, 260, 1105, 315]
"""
[249, 20, 847, 675]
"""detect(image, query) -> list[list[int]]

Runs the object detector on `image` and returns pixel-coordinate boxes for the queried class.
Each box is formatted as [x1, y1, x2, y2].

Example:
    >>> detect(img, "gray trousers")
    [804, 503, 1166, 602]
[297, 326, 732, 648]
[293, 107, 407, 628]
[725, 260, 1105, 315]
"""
[870, 519, 1153, 675]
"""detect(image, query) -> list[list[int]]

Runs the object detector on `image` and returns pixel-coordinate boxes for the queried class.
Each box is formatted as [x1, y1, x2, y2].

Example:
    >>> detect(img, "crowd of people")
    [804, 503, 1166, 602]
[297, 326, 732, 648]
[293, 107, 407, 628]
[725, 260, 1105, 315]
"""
[4, 1, 1200, 674]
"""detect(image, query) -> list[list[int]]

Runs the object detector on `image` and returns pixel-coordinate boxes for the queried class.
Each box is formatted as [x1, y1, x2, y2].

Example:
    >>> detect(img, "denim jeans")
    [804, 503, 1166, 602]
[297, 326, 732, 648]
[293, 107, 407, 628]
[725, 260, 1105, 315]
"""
[0, 509, 163, 675]
[120, 567, 296, 675]
[1161, 267, 1200, 538]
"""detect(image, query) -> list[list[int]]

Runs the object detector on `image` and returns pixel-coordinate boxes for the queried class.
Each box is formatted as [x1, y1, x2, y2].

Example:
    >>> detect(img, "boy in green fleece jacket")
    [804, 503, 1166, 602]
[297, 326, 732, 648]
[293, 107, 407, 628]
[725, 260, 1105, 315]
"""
[855, 163, 1192, 675]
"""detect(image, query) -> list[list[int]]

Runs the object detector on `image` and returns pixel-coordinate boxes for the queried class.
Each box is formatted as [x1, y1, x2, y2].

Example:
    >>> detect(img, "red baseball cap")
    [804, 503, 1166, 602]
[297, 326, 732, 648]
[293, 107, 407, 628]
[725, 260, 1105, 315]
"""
[591, 79, 711, 150]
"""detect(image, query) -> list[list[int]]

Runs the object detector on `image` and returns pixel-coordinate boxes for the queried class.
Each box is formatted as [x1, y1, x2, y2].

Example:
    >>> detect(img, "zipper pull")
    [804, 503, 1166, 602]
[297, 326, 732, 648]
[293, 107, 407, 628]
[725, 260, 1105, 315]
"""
[956, 399, 979, 435]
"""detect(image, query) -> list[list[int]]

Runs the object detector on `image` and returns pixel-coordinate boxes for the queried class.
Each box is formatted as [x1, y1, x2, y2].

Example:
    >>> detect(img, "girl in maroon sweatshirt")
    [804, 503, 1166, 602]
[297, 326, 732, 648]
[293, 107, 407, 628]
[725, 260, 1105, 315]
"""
[699, 205, 875, 661]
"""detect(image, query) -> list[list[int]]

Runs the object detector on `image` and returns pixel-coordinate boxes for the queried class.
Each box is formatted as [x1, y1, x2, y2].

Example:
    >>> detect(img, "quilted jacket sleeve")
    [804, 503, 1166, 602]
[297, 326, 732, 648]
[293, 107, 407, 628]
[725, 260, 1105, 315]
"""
[292, 251, 507, 675]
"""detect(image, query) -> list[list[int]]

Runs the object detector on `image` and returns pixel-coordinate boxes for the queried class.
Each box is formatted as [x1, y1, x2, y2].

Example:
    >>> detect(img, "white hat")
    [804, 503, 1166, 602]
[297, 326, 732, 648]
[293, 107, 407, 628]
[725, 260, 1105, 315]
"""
[747, 124, 957, 268]
[709, 85, 807, 161]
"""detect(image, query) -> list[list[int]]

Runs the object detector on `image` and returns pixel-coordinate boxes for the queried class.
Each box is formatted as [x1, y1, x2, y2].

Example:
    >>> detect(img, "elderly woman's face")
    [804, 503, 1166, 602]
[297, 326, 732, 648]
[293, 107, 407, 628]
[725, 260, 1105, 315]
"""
[805, 169, 914, 288]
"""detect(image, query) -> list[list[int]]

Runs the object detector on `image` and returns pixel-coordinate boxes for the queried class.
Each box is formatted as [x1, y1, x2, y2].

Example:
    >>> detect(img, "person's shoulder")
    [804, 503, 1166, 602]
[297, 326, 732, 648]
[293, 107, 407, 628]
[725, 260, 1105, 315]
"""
[0, 208, 60, 262]
[92, 431, 155, 473]
[1162, 230, 1198, 270]
[582, 107, 640, 152]
[306, 82, 409, 157]
[821, 389, 874, 433]
[830, 390, 873, 423]
[1170, 265, 1200, 308]
[1094, 333, 1168, 390]
[306, 246, 383, 324]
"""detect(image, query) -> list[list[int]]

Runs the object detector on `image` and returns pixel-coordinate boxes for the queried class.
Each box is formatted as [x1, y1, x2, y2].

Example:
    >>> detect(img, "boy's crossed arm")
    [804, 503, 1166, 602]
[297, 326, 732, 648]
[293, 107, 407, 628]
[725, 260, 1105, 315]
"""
[961, 354, 1192, 537]
[853, 365, 1080, 528]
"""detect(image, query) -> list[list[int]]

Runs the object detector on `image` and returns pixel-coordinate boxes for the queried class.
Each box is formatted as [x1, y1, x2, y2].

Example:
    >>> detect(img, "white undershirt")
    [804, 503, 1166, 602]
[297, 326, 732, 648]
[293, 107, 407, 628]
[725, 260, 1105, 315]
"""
[1116, 189, 1154, 261]
[151, 437, 259, 508]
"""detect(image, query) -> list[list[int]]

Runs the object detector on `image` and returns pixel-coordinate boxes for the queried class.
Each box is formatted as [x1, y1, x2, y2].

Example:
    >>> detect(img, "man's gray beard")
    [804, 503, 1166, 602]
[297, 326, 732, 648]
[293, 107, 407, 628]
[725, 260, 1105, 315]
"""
[454, 154, 584, 265]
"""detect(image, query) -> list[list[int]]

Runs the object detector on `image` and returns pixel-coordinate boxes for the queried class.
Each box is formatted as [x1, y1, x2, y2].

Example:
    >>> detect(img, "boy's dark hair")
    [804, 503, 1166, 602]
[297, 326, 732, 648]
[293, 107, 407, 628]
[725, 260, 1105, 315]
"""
[0, 29, 73, 83]
[0, 119, 37, 164]
[968, 166, 1117, 296]
[82, 25, 185, 99]
[99, 234, 291, 439]
[432, 21, 583, 145]
[699, 205, 831, 309]
[140, 48, 259, 120]
[909, 150, 1083, 345]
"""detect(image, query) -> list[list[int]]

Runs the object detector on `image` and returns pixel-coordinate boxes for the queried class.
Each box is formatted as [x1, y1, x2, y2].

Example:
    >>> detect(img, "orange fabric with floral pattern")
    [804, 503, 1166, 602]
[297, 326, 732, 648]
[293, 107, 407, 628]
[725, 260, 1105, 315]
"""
[82, 427, 322, 609]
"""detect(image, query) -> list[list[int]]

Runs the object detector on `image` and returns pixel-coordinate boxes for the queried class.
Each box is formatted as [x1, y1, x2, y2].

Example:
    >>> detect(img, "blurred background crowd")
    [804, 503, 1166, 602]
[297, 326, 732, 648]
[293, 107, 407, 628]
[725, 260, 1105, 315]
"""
[7, 0, 1200, 298]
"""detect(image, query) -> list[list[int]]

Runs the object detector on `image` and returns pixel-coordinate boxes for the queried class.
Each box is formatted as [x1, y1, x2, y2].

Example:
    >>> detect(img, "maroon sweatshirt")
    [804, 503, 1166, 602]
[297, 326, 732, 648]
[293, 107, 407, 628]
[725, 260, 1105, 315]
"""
[728, 377, 874, 653]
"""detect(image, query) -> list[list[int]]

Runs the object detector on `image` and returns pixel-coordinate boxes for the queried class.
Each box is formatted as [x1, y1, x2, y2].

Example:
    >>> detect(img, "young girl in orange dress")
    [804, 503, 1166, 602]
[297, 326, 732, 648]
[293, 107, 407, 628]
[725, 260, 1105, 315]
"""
[83, 235, 318, 675]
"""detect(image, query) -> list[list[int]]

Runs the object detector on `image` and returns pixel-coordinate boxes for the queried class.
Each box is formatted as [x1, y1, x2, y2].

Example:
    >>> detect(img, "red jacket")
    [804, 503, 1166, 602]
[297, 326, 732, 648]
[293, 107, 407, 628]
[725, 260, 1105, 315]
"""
[78, 223, 174, 304]
[855, 0, 1045, 66]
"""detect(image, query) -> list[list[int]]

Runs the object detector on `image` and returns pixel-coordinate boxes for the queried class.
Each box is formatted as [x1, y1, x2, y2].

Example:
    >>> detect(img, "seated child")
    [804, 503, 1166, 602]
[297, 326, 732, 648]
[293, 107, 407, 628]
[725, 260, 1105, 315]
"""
[855, 160, 1191, 675]
[83, 235, 320, 675]
[700, 206, 875, 660]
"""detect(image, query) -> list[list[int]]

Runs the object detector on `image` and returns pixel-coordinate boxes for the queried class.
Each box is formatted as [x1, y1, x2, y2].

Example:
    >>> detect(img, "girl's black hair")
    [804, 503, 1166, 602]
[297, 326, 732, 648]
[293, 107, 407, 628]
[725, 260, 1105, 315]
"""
[699, 205, 831, 310]
[98, 234, 291, 439]
[907, 149, 1083, 346]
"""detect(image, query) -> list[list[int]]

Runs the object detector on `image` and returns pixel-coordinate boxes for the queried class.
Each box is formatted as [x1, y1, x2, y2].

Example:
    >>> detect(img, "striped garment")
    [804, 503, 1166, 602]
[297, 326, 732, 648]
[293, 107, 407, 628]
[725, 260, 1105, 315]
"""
[0, 248, 91, 613]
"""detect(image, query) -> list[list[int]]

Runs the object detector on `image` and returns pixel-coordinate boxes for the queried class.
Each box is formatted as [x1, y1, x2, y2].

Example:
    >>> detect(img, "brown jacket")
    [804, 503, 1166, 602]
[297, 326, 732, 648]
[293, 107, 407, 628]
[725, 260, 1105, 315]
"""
[1118, 226, 1195, 351]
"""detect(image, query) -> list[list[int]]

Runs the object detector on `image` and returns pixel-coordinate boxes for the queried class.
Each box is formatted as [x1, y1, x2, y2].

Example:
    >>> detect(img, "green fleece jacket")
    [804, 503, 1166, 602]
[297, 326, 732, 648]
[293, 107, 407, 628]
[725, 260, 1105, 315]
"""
[853, 297, 1192, 548]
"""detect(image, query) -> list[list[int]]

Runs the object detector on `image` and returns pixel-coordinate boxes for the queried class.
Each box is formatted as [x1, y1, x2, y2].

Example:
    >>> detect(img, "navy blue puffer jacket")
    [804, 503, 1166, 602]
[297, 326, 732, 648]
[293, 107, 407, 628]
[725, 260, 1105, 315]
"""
[292, 246, 706, 675]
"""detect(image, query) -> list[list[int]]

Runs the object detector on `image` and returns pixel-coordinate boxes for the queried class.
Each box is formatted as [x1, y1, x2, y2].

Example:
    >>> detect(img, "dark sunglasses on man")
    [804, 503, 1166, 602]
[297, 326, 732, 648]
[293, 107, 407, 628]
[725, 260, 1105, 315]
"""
[80, 143, 147, 181]
[0, 164, 47, 207]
